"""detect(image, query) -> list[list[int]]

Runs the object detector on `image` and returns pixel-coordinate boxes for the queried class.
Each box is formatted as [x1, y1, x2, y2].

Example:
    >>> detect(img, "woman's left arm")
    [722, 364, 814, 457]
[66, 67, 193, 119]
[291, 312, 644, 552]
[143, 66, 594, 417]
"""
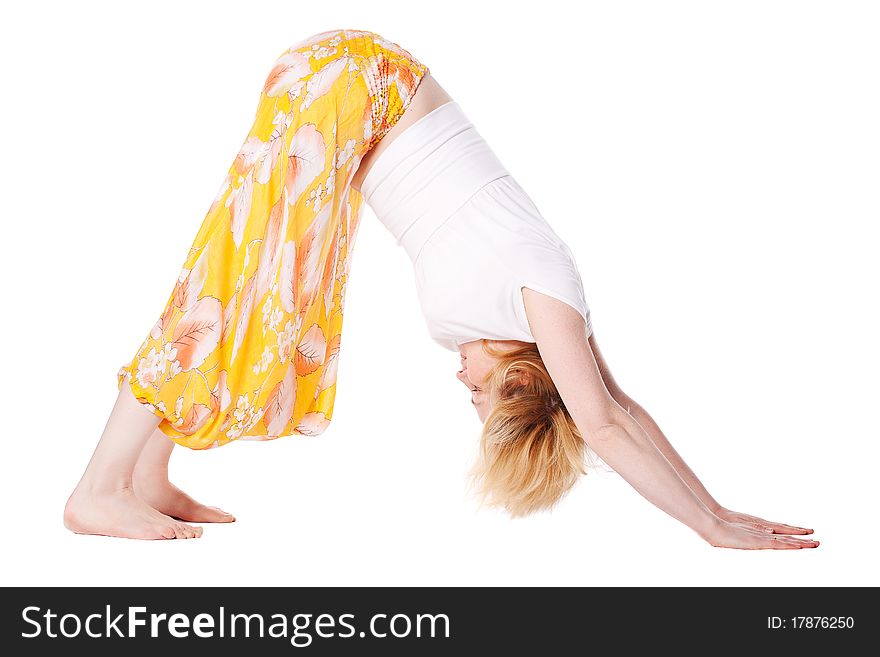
[587, 329, 813, 535]
[521, 288, 724, 542]
[614, 395, 723, 513]
[522, 287, 817, 547]
[613, 393, 813, 535]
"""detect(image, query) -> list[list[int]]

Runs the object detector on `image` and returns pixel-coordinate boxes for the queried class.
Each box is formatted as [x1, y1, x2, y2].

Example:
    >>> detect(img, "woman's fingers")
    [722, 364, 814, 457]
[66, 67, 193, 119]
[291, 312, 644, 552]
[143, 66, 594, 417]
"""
[746, 520, 774, 533]
[765, 535, 820, 549]
[728, 519, 775, 534]
[765, 522, 813, 535]
[709, 523, 820, 550]
[730, 511, 814, 535]
[709, 521, 820, 549]
[752, 520, 813, 535]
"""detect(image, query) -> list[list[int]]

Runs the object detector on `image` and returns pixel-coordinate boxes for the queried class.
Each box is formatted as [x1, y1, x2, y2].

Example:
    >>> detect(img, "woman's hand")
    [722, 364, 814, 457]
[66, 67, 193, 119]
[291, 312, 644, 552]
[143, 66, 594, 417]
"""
[715, 508, 814, 535]
[705, 520, 820, 550]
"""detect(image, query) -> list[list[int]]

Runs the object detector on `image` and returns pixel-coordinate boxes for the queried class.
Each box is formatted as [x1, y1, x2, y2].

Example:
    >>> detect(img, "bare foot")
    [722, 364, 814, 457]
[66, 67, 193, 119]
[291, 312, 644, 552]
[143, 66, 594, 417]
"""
[64, 487, 203, 540]
[133, 474, 235, 523]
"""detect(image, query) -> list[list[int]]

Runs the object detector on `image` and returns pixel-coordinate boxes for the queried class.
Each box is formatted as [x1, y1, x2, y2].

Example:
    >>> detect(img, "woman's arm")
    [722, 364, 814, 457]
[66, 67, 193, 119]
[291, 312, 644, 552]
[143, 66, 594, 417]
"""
[521, 288, 819, 549]
[591, 334, 813, 535]
[521, 288, 720, 540]
[617, 397, 721, 510]
[588, 339, 723, 513]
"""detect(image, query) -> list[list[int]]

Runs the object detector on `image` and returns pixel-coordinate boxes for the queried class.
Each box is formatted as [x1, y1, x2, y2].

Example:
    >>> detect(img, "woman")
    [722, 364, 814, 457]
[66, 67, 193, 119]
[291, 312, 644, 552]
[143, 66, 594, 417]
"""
[64, 29, 818, 549]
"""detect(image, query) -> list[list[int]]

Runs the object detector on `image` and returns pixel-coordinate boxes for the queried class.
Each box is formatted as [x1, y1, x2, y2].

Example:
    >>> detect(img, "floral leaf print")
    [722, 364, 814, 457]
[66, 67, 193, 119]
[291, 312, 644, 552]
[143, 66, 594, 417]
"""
[320, 226, 339, 318]
[220, 292, 237, 347]
[255, 136, 281, 185]
[234, 136, 269, 176]
[210, 369, 232, 415]
[315, 333, 341, 399]
[254, 198, 286, 302]
[300, 57, 348, 110]
[226, 393, 266, 441]
[373, 35, 411, 59]
[276, 319, 296, 364]
[286, 80, 306, 104]
[264, 364, 297, 437]
[171, 296, 223, 372]
[294, 323, 326, 376]
[297, 204, 332, 307]
[279, 240, 297, 313]
[152, 246, 212, 342]
[290, 30, 343, 52]
[170, 271, 190, 313]
[188, 247, 211, 306]
[263, 51, 311, 97]
[209, 173, 233, 215]
[117, 31, 430, 448]
[231, 273, 257, 364]
[226, 169, 254, 249]
[393, 62, 416, 102]
[177, 403, 213, 436]
[341, 196, 355, 245]
[149, 316, 164, 340]
[361, 101, 374, 146]
[154, 305, 175, 341]
[285, 124, 325, 205]
[335, 139, 357, 171]
[256, 113, 289, 185]
[134, 344, 178, 390]
[360, 54, 389, 145]
[219, 411, 233, 433]
[178, 246, 210, 312]
[295, 412, 330, 436]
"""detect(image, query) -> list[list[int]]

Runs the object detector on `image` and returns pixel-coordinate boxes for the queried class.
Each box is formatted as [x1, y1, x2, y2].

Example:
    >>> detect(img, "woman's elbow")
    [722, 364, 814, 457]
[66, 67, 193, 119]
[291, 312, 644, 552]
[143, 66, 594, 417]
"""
[580, 405, 640, 450]
[584, 423, 628, 448]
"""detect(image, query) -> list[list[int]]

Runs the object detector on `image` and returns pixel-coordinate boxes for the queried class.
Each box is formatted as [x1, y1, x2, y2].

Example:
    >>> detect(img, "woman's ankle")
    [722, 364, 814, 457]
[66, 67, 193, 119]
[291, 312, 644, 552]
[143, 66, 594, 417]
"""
[71, 475, 135, 498]
[132, 466, 169, 487]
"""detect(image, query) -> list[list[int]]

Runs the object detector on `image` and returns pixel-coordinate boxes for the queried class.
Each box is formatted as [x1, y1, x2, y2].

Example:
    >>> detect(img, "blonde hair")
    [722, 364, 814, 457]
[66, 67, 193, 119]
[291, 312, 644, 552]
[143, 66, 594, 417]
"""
[467, 340, 588, 518]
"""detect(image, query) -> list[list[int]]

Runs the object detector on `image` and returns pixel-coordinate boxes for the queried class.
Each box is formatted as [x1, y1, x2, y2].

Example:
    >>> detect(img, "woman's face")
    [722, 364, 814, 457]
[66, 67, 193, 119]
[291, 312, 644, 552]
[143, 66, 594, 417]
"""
[455, 339, 524, 422]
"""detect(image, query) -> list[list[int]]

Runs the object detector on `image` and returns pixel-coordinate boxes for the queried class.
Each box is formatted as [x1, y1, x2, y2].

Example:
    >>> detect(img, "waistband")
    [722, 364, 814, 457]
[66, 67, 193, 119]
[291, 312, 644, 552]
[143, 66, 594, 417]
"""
[360, 101, 510, 261]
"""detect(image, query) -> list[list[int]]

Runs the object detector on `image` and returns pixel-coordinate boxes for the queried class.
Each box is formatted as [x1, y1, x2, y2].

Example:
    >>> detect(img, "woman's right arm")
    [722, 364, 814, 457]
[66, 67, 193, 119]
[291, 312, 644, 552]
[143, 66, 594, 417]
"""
[521, 287, 819, 549]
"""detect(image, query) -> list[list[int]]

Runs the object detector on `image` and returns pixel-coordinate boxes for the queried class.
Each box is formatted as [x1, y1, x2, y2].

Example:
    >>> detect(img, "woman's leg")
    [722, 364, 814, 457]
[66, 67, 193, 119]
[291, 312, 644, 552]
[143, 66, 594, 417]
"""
[132, 430, 235, 523]
[63, 378, 203, 539]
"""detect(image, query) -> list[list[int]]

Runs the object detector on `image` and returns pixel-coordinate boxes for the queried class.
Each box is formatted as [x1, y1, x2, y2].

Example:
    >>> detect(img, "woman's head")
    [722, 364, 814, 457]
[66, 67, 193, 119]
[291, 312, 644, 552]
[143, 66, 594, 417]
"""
[455, 339, 503, 422]
[457, 339, 588, 518]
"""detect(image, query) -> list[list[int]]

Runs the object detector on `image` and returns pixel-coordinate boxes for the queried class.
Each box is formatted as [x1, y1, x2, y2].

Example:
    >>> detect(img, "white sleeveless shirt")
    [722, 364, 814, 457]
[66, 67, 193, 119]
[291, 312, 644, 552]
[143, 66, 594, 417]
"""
[360, 101, 593, 352]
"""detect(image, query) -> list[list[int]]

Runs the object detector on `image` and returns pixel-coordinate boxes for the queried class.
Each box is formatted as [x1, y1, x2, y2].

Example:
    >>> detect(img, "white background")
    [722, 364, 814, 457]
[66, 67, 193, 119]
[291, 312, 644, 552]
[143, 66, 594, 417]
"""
[1, 1, 877, 586]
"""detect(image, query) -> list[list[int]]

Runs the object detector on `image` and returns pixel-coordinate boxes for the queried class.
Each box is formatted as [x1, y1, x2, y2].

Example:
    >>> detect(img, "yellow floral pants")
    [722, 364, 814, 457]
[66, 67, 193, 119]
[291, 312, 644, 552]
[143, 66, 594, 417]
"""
[116, 29, 429, 449]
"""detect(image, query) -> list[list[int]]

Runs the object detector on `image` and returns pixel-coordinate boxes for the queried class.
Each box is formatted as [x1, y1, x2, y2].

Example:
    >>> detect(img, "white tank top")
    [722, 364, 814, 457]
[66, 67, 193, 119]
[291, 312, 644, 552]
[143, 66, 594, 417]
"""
[361, 101, 593, 351]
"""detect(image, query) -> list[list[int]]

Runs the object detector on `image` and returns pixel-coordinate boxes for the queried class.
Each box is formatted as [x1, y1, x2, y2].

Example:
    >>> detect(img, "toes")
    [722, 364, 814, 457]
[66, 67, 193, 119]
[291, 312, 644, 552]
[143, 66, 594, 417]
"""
[179, 522, 203, 538]
[158, 524, 177, 539]
[207, 506, 236, 522]
[178, 523, 203, 539]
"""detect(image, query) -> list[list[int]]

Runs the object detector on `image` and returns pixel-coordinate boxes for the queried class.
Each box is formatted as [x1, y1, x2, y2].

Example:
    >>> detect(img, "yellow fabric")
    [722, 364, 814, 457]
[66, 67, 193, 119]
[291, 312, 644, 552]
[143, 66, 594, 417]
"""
[116, 30, 429, 449]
